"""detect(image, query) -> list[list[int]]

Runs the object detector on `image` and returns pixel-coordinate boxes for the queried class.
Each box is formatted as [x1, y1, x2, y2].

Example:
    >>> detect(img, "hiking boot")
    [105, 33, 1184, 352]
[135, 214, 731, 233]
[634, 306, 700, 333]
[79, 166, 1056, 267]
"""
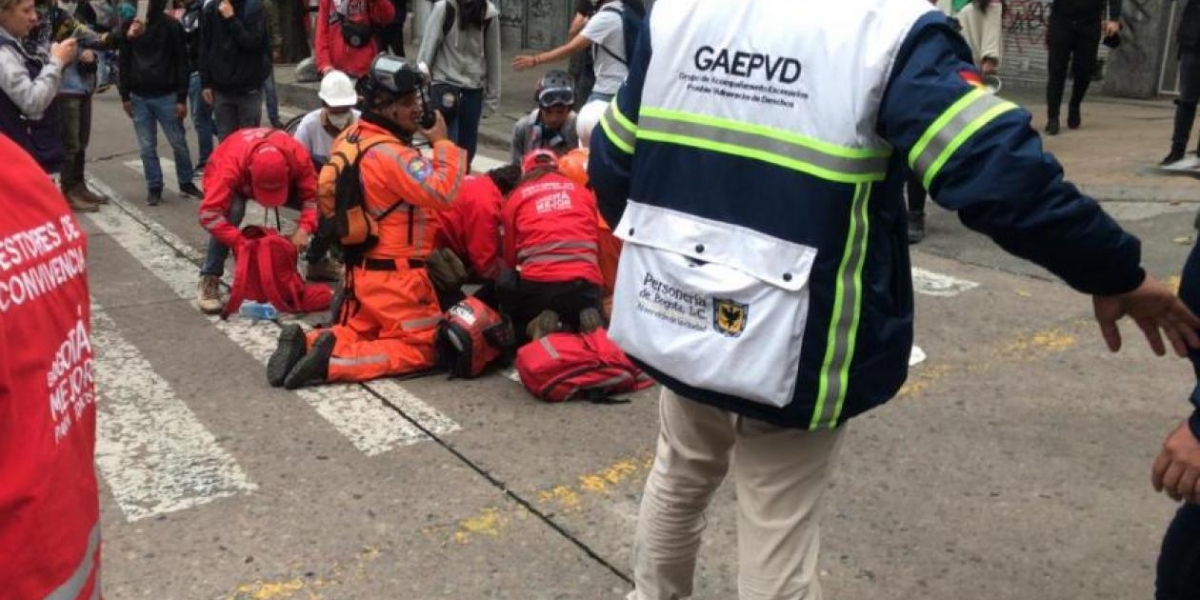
[179, 182, 205, 199]
[1067, 104, 1082, 130]
[64, 188, 99, 213]
[305, 257, 344, 282]
[284, 331, 334, 390]
[579, 307, 604, 333]
[907, 210, 926, 244]
[1044, 118, 1060, 136]
[147, 187, 163, 206]
[526, 309, 562, 341]
[197, 275, 223, 314]
[267, 324, 307, 387]
[75, 184, 109, 205]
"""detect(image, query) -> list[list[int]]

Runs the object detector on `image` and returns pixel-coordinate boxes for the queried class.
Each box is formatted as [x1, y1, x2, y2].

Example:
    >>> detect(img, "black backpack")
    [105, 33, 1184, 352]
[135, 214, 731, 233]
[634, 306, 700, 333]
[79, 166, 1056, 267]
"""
[441, 0, 493, 37]
[594, 2, 643, 66]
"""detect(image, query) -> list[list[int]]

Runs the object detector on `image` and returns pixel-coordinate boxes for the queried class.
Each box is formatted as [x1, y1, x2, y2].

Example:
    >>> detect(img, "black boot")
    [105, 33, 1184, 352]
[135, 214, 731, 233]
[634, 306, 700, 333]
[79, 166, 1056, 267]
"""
[908, 210, 926, 244]
[267, 324, 307, 387]
[284, 332, 335, 390]
[1067, 103, 1082, 129]
[1045, 118, 1060, 136]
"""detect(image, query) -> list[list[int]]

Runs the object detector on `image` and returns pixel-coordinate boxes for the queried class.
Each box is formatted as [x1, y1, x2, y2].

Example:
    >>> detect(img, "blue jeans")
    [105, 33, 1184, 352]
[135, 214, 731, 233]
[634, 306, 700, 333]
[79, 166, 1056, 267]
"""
[1157, 502, 1200, 600]
[446, 87, 484, 166]
[263, 67, 280, 124]
[131, 93, 194, 192]
[200, 194, 248, 277]
[188, 71, 216, 168]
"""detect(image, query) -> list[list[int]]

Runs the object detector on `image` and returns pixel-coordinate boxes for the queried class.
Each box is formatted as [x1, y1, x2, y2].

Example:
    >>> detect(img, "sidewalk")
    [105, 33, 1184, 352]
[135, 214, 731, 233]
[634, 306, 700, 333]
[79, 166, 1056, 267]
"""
[276, 52, 1200, 204]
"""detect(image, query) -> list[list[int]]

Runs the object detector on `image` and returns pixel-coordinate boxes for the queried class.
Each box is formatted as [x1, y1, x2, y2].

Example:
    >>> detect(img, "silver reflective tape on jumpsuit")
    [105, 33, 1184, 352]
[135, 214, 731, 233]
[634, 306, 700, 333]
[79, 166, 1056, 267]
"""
[811, 183, 871, 430]
[401, 315, 443, 331]
[910, 91, 1017, 186]
[539, 337, 560, 360]
[330, 355, 389, 367]
[517, 241, 599, 261]
[637, 115, 890, 179]
[44, 523, 100, 600]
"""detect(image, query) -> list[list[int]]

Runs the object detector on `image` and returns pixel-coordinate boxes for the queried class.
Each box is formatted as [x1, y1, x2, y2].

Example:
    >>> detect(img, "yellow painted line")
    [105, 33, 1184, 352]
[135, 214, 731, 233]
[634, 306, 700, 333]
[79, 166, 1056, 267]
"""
[226, 547, 381, 600]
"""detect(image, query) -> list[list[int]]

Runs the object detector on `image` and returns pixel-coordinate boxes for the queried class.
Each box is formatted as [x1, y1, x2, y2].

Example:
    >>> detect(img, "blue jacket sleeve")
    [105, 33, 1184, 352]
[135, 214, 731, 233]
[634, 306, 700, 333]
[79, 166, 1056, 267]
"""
[1178, 240, 1200, 438]
[878, 13, 1144, 297]
[588, 9, 652, 228]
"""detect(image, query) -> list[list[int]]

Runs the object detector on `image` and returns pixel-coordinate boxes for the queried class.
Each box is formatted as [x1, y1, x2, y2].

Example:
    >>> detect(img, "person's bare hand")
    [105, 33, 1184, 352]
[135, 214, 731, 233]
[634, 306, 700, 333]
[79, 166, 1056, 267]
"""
[202, 88, 215, 105]
[290, 228, 311, 251]
[79, 49, 96, 64]
[122, 100, 134, 118]
[1104, 20, 1121, 37]
[512, 55, 538, 71]
[1093, 274, 1200, 356]
[175, 103, 187, 120]
[420, 110, 449, 144]
[50, 39, 79, 65]
[1153, 420, 1200, 504]
[127, 20, 145, 38]
[218, 0, 234, 19]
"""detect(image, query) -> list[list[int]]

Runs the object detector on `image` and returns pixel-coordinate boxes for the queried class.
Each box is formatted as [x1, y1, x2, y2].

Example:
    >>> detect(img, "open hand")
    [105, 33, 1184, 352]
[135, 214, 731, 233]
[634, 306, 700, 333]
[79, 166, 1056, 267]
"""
[512, 55, 538, 71]
[1093, 274, 1200, 356]
[1153, 420, 1200, 504]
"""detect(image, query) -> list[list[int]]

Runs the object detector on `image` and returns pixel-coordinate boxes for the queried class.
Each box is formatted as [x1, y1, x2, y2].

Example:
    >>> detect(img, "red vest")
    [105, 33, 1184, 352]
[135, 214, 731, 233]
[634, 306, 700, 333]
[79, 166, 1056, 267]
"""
[435, 175, 504, 280]
[0, 136, 101, 599]
[502, 173, 603, 286]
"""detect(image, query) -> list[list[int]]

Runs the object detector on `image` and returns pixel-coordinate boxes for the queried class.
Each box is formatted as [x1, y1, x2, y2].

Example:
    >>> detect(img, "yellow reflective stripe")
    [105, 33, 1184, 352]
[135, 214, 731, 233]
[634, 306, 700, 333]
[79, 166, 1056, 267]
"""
[641, 107, 891, 160]
[921, 101, 1018, 189]
[908, 89, 987, 171]
[810, 182, 870, 430]
[601, 104, 637, 154]
[908, 89, 1018, 188]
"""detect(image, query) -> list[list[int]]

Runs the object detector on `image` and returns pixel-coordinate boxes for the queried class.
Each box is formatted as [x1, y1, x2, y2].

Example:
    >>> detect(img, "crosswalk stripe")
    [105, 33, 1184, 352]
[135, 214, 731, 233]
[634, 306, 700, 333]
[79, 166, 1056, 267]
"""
[86, 176, 461, 456]
[92, 304, 256, 522]
[912, 266, 978, 297]
[122, 159, 192, 198]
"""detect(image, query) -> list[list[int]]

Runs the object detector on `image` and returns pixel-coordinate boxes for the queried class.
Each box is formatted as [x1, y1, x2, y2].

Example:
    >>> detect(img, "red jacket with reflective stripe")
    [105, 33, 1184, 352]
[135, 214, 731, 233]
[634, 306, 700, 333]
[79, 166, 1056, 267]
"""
[0, 135, 102, 600]
[502, 172, 602, 286]
[198, 128, 319, 247]
[435, 174, 504, 279]
[314, 0, 395, 78]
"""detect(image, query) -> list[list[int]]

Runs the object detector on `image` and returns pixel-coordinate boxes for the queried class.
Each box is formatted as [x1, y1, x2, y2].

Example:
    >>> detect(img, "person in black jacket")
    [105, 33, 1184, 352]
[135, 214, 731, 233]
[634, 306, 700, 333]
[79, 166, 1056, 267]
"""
[1043, 0, 1122, 135]
[1162, 0, 1200, 166]
[119, 0, 203, 206]
[181, 0, 216, 169]
[199, 0, 269, 139]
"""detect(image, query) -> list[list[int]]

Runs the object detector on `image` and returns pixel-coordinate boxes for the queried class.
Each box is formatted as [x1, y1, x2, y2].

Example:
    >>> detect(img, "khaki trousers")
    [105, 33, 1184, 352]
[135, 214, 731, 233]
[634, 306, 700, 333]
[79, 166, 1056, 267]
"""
[628, 388, 846, 600]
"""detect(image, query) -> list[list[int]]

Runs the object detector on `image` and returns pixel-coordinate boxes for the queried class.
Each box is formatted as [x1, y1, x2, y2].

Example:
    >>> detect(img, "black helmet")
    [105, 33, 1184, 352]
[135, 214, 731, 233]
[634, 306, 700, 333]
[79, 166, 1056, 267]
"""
[535, 70, 575, 108]
[359, 54, 426, 108]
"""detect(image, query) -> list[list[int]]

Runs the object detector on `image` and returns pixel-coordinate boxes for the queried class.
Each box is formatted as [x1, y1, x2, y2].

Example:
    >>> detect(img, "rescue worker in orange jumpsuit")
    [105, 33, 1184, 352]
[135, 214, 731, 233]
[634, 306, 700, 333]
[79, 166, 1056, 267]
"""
[267, 55, 466, 389]
[0, 135, 102, 599]
[196, 128, 320, 314]
[500, 149, 605, 342]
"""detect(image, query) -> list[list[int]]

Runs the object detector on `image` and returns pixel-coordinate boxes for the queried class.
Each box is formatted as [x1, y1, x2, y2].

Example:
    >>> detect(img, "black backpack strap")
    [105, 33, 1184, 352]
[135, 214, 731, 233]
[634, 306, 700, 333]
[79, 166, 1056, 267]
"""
[594, 5, 628, 66]
[354, 138, 409, 222]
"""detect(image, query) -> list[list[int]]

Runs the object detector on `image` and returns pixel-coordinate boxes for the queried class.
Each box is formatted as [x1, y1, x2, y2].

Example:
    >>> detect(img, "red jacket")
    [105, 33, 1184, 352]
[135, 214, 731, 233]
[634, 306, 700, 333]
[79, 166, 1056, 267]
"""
[435, 174, 504, 280]
[199, 128, 319, 247]
[502, 172, 603, 286]
[315, 0, 395, 78]
[0, 135, 101, 600]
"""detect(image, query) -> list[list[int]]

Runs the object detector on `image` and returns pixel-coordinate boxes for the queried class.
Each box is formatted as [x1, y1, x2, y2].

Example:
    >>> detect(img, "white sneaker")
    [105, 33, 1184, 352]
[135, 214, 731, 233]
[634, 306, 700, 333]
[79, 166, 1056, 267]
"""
[197, 275, 223, 314]
[1163, 156, 1200, 171]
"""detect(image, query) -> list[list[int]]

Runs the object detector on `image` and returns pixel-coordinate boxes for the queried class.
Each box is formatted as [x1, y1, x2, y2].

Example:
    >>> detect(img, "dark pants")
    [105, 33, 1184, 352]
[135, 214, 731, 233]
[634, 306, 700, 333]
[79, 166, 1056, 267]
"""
[188, 71, 216, 168]
[263, 68, 280, 124]
[1156, 502, 1200, 600]
[59, 94, 92, 191]
[498, 277, 603, 345]
[200, 193, 247, 277]
[213, 88, 263, 140]
[906, 172, 926, 214]
[378, 0, 407, 56]
[446, 87, 484, 167]
[1172, 47, 1200, 153]
[1046, 16, 1101, 120]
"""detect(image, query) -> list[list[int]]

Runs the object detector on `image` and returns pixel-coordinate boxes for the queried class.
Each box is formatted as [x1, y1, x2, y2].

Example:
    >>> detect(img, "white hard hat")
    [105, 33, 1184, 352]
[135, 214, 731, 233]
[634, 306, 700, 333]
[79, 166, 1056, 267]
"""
[318, 70, 358, 108]
[576, 99, 607, 148]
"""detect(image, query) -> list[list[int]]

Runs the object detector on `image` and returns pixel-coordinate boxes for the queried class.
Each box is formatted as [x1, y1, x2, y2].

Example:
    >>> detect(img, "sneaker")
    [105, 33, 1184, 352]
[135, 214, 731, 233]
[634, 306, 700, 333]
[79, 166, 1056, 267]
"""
[64, 189, 99, 213]
[283, 331, 334, 390]
[526, 309, 562, 341]
[197, 275, 223, 314]
[579, 307, 604, 333]
[1044, 118, 1060, 136]
[1067, 104, 1081, 130]
[305, 257, 344, 282]
[907, 210, 926, 245]
[179, 182, 204, 199]
[267, 324, 307, 387]
[1163, 155, 1200, 171]
[147, 187, 163, 206]
[1162, 148, 1187, 166]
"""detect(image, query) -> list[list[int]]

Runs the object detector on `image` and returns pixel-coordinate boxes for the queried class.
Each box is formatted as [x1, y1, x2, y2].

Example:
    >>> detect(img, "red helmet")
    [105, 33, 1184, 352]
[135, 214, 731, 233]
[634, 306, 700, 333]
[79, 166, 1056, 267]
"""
[521, 149, 560, 174]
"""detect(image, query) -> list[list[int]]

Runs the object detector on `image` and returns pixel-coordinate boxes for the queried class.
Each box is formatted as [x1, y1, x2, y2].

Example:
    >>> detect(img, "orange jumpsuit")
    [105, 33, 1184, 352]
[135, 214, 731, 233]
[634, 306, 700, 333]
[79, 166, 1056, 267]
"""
[309, 119, 466, 382]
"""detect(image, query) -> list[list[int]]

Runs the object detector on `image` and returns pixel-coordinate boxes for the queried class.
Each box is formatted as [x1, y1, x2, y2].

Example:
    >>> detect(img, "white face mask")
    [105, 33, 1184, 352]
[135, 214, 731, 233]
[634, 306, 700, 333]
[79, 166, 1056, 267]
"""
[326, 110, 353, 130]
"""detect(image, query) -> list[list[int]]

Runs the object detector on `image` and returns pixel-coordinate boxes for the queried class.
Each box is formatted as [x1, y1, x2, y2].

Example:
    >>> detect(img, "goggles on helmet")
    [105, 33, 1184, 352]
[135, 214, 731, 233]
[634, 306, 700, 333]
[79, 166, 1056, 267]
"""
[368, 55, 425, 97]
[537, 87, 575, 108]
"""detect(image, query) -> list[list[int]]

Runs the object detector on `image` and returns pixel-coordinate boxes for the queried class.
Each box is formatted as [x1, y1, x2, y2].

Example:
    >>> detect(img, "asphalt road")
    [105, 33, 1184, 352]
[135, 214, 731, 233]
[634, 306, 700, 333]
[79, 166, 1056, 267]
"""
[76, 91, 1198, 600]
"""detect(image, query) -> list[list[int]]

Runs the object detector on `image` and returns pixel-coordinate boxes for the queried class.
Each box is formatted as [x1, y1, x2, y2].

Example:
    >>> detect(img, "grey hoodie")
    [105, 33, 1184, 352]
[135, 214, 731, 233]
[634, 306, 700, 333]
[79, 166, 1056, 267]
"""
[417, 0, 500, 114]
[0, 27, 63, 120]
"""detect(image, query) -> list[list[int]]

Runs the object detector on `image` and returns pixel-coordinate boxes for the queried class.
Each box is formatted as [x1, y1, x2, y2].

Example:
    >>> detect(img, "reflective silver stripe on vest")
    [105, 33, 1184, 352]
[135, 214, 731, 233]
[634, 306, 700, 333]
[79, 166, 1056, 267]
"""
[45, 523, 100, 600]
[330, 354, 389, 367]
[522, 253, 599, 266]
[539, 337, 560, 359]
[909, 89, 1018, 188]
[517, 241, 599, 261]
[401, 315, 443, 331]
[637, 114, 890, 181]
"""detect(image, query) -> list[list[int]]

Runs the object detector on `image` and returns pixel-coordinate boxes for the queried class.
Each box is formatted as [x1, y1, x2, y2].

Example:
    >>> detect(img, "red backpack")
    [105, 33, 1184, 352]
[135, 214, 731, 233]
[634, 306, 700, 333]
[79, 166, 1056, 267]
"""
[438, 296, 514, 378]
[515, 328, 654, 403]
[221, 226, 334, 319]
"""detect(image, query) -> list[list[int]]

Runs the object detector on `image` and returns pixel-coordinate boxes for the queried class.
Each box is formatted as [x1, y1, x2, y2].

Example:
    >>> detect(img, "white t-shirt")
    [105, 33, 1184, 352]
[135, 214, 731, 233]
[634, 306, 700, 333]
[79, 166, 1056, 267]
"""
[292, 108, 361, 167]
[581, 1, 629, 95]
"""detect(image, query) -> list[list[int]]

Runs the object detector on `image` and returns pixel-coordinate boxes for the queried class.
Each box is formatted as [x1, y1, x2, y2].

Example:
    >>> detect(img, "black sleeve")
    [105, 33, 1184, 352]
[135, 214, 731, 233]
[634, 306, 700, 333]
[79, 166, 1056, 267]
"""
[118, 38, 132, 100]
[172, 20, 189, 103]
[199, 4, 213, 87]
[226, 0, 268, 52]
[1108, 0, 1122, 19]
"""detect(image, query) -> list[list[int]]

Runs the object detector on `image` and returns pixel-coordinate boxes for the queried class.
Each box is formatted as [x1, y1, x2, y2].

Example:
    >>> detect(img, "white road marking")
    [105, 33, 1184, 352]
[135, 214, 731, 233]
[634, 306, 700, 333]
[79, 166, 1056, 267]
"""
[909, 344, 926, 367]
[92, 305, 256, 522]
[123, 158, 197, 198]
[471, 153, 509, 174]
[912, 267, 979, 298]
[86, 176, 461, 455]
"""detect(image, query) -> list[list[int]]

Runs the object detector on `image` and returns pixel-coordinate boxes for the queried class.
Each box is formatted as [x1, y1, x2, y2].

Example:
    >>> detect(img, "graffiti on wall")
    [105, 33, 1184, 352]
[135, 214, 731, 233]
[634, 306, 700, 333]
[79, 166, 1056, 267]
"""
[1003, 0, 1051, 56]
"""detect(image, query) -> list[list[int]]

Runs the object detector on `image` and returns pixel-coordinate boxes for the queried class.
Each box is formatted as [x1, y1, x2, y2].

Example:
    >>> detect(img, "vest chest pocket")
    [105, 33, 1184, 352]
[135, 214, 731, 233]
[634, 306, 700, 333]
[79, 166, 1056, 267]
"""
[608, 202, 817, 408]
